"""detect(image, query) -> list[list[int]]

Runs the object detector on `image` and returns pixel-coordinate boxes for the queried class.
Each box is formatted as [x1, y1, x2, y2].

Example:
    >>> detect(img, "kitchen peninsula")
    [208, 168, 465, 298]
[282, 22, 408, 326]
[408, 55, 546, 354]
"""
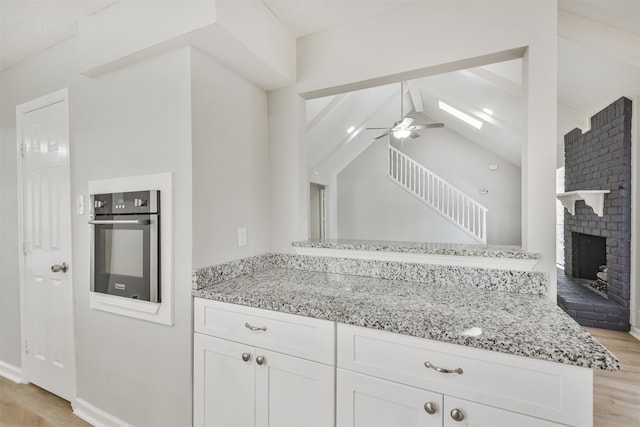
[192, 242, 618, 427]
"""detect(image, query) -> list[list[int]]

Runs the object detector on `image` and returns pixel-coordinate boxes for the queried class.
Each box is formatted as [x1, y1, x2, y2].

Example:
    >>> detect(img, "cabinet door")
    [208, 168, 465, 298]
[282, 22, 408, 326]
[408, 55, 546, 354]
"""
[337, 369, 443, 427]
[255, 349, 335, 427]
[194, 334, 255, 427]
[443, 397, 564, 427]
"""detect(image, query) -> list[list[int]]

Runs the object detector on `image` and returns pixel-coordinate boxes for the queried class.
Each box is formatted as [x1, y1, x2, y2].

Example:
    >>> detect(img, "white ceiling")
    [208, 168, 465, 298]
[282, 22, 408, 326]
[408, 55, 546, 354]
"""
[0, 0, 118, 72]
[1, 0, 638, 172]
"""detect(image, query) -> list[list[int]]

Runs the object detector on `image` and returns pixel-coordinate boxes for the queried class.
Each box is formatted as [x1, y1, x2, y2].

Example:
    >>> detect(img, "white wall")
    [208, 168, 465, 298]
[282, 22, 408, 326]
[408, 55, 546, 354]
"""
[73, 47, 194, 427]
[1, 38, 194, 426]
[338, 121, 521, 245]
[268, 87, 307, 252]
[191, 48, 269, 267]
[270, 0, 558, 295]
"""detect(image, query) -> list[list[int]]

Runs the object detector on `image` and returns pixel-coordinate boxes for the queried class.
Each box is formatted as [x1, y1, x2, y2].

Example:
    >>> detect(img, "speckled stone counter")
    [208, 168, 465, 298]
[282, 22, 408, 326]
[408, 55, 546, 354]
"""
[193, 253, 548, 294]
[193, 266, 619, 371]
[292, 239, 540, 259]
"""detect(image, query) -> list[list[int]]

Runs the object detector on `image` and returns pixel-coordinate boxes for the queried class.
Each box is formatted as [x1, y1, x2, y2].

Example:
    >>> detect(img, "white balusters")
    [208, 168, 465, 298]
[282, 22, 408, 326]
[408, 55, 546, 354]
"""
[387, 145, 488, 243]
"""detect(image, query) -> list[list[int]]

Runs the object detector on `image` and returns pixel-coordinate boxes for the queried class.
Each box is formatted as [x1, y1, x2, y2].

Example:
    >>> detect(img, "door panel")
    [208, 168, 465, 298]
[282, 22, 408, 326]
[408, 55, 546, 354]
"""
[443, 397, 563, 427]
[194, 334, 255, 427]
[18, 90, 75, 401]
[255, 349, 335, 427]
[337, 369, 442, 427]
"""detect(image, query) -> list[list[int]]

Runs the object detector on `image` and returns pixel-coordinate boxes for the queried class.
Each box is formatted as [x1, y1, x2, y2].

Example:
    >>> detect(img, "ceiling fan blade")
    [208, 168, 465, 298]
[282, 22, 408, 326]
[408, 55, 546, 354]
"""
[365, 127, 391, 130]
[409, 123, 444, 130]
[374, 130, 391, 139]
[400, 117, 414, 127]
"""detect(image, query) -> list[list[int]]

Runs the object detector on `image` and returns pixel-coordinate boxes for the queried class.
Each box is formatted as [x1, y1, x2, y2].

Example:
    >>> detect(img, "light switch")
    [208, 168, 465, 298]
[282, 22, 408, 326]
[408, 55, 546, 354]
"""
[76, 195, 84, 215]
[237, 227, 247, 247]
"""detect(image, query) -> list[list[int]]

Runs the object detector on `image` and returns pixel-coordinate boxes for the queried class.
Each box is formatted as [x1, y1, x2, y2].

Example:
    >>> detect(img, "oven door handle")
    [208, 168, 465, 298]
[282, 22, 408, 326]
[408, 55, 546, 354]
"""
[88, 219, 151, 225]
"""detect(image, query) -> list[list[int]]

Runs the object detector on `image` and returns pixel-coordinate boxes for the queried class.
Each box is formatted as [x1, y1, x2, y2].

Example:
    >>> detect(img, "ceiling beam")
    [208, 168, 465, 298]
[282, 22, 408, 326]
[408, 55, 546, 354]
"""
[313, 89, 400, 174]
[406, 80, 424, 113]
[306, 92, 350, 135]
[558, 9, 640, 69]
[461, 68, 521, 98]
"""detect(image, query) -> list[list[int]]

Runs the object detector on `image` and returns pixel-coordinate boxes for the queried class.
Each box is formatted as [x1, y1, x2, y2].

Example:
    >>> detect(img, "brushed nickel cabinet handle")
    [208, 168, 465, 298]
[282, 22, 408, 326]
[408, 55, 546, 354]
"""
[424, 361, 463, 375]
[424, 401, 438, 415]
[450, 408, 465, 422]
[256, 355, 265, 366]
[241, 353, 251, 362]
[244, 322, 267, 332]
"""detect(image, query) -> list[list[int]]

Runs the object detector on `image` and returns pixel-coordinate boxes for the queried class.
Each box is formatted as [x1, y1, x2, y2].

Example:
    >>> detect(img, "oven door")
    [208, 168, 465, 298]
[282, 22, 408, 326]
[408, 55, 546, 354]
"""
[89, 214, 159, 302]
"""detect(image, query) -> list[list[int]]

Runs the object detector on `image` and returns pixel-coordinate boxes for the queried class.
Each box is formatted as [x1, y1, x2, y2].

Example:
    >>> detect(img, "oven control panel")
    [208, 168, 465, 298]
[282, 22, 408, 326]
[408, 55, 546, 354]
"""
[92, 190, 159, 215]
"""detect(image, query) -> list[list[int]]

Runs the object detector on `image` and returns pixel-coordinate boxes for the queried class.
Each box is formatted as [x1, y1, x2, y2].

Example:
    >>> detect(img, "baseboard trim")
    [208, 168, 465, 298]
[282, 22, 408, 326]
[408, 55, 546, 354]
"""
[630, 326, 640, 342]
[0, 360, 26, 383]
[73, 398, 134, 427]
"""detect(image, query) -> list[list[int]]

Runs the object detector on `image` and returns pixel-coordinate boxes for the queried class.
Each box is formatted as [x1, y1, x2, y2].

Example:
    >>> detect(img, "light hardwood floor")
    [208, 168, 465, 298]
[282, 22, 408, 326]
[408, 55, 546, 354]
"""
[586, 327, 640, 427]
[0, 376, 89, 427]
[0, 328, 638, 427]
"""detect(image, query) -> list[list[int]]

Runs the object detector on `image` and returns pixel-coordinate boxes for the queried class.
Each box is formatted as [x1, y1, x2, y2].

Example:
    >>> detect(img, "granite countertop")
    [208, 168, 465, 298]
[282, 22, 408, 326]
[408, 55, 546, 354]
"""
[193, 267, 619, 371]
[292, 239, 540, 260]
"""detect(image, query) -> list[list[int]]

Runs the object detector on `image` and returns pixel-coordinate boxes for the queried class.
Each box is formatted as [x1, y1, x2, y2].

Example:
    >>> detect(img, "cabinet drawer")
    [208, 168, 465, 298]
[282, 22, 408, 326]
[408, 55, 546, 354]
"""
[194, 298, 335, 365]
[337, 324, 592, 427]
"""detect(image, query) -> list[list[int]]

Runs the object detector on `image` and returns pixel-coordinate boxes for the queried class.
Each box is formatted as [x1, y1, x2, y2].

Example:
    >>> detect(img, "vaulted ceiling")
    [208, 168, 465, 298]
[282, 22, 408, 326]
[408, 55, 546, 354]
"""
[1, 0, 638, 174]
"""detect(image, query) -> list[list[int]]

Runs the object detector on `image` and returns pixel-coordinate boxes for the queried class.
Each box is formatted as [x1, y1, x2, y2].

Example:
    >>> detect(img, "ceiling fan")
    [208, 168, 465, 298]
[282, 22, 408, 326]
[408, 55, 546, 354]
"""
[366, 81, 444, 140]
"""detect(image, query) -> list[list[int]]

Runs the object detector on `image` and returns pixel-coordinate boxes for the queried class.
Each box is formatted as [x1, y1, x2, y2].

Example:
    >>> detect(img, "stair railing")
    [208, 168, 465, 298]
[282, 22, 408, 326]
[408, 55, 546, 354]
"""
[388, 144, 488, 243]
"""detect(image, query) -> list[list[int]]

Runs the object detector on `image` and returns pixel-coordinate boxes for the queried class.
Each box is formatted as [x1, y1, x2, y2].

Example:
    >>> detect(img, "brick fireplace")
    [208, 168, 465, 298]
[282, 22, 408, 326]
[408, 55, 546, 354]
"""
[559, 97, 632, 331]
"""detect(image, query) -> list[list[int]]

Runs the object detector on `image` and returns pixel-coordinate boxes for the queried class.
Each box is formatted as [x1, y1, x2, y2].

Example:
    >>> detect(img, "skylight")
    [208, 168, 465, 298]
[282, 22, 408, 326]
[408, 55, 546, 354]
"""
[439, 101, 483, 129]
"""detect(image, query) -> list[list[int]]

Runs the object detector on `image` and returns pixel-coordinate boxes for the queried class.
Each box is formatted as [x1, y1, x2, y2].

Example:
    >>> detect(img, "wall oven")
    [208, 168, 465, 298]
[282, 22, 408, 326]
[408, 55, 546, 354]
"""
[89, 190, 160, 302]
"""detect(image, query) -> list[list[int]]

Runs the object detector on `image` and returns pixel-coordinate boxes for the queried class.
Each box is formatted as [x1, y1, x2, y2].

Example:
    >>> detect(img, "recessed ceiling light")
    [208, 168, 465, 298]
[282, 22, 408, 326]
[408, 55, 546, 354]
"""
[483, 108, 494, 115]
[439, 101, 483, 130]
[346, 126, 356, 134]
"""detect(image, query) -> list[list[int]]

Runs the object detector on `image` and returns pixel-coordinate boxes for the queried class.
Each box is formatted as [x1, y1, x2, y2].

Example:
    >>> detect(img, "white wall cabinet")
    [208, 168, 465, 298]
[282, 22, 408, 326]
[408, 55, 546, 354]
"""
[194, 299, 335, 427]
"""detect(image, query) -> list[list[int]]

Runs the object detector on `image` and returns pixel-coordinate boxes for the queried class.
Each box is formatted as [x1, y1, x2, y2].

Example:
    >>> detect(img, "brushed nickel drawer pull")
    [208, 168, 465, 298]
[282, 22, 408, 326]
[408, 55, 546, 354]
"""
[244, 322, 267, 332]
[424, 361, 463, 375]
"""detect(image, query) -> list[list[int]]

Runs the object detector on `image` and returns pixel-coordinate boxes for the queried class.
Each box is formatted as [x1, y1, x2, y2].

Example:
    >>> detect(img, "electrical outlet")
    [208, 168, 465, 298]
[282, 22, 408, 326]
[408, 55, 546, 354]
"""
[237, 227, 247, 247]
[479, 188, 489, 195]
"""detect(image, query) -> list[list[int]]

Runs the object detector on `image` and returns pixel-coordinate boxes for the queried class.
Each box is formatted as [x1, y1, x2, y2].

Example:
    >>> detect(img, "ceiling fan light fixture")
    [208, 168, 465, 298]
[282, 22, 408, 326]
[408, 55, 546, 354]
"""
[393, 128, 411, 139]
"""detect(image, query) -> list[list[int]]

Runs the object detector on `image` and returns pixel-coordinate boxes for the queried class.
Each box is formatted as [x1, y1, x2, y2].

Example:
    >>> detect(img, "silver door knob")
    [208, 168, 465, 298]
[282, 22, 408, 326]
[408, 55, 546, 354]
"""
[51, 262, 69, 273]
[450, 408, 465, 422]
[424, 402, 438, 415]
[256, 355, 265, 365]
[241, 353, 251, 362]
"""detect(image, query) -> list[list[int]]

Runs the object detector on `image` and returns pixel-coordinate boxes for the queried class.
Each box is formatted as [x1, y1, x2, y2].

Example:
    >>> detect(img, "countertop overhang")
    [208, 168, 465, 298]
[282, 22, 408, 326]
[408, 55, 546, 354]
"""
[193, 267, 619, 371]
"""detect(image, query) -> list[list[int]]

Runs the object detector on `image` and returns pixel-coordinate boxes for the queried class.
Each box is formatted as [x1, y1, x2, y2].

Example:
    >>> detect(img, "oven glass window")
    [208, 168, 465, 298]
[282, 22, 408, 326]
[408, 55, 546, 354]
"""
[104, 229, 144, 277]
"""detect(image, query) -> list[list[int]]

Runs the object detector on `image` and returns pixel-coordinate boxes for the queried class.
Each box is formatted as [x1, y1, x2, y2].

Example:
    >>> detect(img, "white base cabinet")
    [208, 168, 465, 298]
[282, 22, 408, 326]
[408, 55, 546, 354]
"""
[194, 334, 255, 427]
[337, 324, 592, 427]
[337, 370, 563, 427]
[194, 299, 335, 427]
[337, 369, 443, 427]
[194, 299, 594, 427]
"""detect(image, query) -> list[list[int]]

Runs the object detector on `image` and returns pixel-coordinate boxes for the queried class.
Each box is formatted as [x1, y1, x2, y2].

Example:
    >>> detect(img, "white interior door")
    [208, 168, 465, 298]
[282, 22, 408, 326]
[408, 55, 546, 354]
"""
[17, 88, 75, 401]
